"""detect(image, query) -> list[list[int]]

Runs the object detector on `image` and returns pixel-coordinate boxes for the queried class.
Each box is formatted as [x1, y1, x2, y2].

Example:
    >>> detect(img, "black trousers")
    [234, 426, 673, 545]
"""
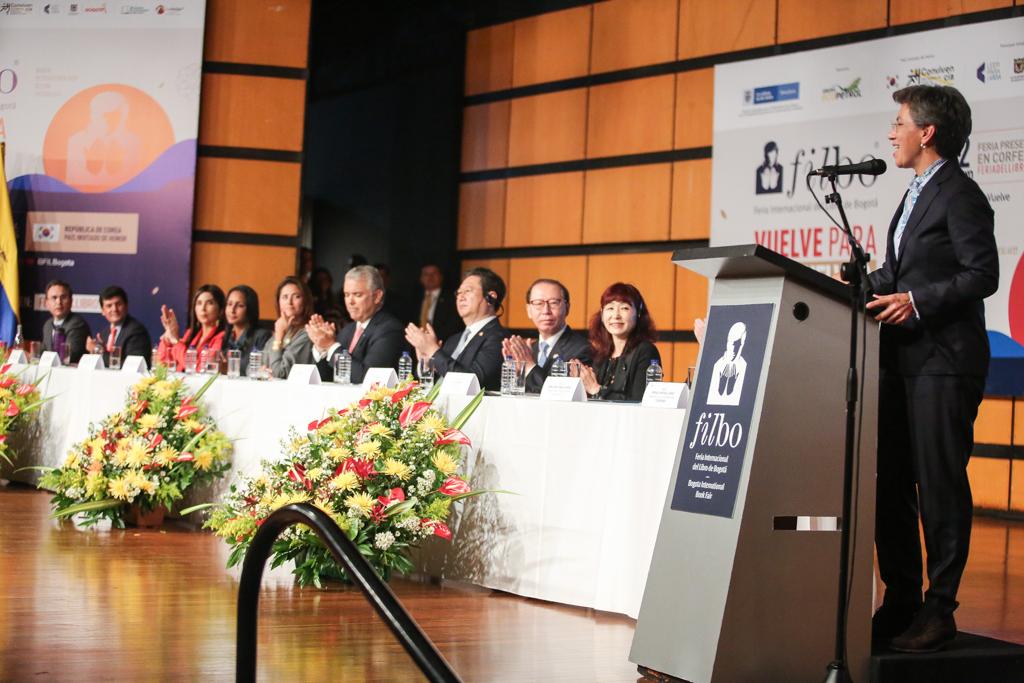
[875, 372, 985, 615]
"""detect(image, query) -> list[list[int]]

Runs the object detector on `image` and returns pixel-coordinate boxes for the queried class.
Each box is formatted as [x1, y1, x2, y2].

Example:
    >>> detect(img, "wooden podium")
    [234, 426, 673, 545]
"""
[630, 245, 879, 683]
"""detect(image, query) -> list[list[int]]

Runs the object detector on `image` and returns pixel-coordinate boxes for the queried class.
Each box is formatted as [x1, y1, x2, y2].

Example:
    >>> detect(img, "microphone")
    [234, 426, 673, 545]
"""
[807, 158, 887, 177]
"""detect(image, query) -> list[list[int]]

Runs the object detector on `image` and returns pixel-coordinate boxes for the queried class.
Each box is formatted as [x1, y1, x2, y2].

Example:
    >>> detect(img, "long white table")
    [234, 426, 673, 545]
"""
[6, 364, 687, 618]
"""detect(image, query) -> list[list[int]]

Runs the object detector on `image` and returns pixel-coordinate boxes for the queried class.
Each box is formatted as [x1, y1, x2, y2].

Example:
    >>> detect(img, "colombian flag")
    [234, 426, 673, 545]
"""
[0, 148, 18, 345]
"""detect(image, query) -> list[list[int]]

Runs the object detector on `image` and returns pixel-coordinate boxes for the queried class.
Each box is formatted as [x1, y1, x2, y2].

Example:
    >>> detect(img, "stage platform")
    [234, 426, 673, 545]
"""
[2, 486, 1023, 682]
[872, 632, 1024, 683]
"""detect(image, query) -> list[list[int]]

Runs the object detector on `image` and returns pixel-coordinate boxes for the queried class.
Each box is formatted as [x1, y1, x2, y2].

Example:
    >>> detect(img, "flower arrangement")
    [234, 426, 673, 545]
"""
[39, 366, 232, 527]
[0, 361, 46, 467]
[201, 381, 485, 586]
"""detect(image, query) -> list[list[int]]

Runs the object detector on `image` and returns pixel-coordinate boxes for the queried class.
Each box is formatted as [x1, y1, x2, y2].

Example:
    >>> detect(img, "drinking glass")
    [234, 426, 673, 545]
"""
[511, 359, 527, 396]
[333, 353, 351, 384]
[28, 341, 42, 363]
[226, 350, 242, 378]
[417, 357, 434, 389]
[247, 351, 264, 380]
[185, 348, 198, 374]
[108, 346, 122, 371]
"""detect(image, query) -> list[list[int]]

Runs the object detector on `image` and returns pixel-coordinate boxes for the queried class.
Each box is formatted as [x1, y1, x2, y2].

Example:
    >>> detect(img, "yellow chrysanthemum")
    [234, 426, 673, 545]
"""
[183, 419, 203, 433]
[112, 444, 129, 466]
[381, 457, 413, 481]
[153, 447, 177, 466]
[133, 376, 157, 390]
[417, 414, 446, 437]
[108, 477, 134, 501]
[137, 414, 161, 431]
[326, 446, 351, 462]
[85, 471, 106, 498]
[151, 380, 176, 399]
[289, 437, 309, 454]
[345, 492, 375, 517]
[125, 443, 149, 468]
[63, 450, 79, 468]
[367, 423, 392, 438]
[354, 440, 381, 458]
[313, 498, 337, 517]
[317, 420, 343, 436]
[330, 470, 360, 492]
[306, 467, 324, 482]
[431, 450, 458, 476]
[270, 491, 310, 511]
[126, 469, 155, 494]
[193, 450, 214, 471]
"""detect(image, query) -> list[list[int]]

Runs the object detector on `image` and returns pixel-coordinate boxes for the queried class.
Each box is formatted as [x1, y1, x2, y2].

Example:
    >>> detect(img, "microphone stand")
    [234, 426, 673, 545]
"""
[820, 174, 870, 683]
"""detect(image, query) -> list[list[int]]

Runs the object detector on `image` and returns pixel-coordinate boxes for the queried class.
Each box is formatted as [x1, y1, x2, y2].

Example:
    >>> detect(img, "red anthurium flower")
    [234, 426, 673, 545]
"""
[357, 398, 372, 408]
[398, 401, 432, 429]
[438, 477, 470, 496]
[307, 417, 331, 432]
[133, 400, 149, 420]
[341, 457, 377, 479]
[16, 382, 35, 396]
[286, 462, 312, 490]
[0, 364, 10, 375]
[4, 401, 20, 418]
[148, 433, 164, 450]
[0, 434, 7, 445]
[377, 487, 406, 507]
[336, 407, 350, 416]
[434, 428, 470, 447]
[389, 384, 418, 404]
[370, 504, 387, 524]
[176, 452, 195, 462]
[432, 521, 452, 540]
[175, 403, 199, 421]
[0, 376, 15, 389]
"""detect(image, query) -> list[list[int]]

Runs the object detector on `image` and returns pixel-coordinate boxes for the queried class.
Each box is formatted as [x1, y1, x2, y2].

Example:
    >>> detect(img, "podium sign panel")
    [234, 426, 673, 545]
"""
[671, 304, 772, 518]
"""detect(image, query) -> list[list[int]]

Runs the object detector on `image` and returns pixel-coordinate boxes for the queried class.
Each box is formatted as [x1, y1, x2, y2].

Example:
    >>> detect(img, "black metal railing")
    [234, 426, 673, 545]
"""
[236, 502, 461, 682]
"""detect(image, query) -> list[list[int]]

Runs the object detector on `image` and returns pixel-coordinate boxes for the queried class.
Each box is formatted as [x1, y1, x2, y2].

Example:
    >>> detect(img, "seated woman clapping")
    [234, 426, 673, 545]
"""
[262, 276, 314, 378]
[157, 284, 228, 372]
[225, 285, 271, 375]
[575, 282, 660, 402]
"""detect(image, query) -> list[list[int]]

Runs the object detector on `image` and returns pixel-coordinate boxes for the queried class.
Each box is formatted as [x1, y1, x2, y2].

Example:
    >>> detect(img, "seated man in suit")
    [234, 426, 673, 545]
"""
[41, 279, 91, 364]
[502, 278, 591, 393]
[417, 263, 461, 342]
[84, 285, 152, 366]
[307, 265, 405, 383]
[405, 267, 507, 391]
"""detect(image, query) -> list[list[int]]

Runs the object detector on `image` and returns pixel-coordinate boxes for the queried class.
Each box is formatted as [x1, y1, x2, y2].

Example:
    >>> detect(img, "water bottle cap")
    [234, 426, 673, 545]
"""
[401, 351, 410, 357]
[649, 359, 658, 365]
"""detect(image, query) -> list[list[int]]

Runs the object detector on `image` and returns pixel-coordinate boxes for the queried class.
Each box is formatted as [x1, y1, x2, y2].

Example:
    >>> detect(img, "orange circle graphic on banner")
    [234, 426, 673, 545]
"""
[42, 84, 174, 193]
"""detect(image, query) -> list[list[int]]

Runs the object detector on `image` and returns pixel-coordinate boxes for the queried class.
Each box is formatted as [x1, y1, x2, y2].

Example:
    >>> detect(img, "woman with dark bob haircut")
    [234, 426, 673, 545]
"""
[575, 282, 660, 402]
[224, 285, 271, 375]
[157, 284, 228, 372]
[262, 275, 315, 378]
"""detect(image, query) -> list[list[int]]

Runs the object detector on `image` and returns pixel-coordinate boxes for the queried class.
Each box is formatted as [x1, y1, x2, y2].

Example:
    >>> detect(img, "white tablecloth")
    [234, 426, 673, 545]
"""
[8, 365, 686, 618]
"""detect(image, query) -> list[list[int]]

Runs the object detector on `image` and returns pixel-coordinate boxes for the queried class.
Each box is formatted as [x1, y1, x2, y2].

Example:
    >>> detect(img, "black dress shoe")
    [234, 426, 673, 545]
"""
[872, 601, 921, 642]
[889, 605, 957, 653]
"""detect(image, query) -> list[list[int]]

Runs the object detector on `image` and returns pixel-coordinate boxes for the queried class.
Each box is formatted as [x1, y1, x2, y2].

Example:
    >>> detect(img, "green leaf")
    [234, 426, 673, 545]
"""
[226, 545, 247, 568]
[191, 372, 219, 403]
[384, 498, 418, 518]
[448, 488, 516, 503]
[12, 466, 55, 473]
[180, 425, 210, 455]
[50, 498, 124, 519]
[423, 376, 443, 403]
[451, 389, 484, 430]
[179, 502, 217, 516]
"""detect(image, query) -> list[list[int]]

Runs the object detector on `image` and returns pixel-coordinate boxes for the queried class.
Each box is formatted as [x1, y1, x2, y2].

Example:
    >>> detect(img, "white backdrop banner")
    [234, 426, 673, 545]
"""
[711, 16, 1024, 350]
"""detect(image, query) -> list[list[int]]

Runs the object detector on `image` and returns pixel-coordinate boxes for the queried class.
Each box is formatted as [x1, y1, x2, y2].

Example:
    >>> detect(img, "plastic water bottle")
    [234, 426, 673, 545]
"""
[334, 349, 352, 384]
[645, 359, 663, 385]
[12, 324, 24, 350]
[549, 355, 567, 378]
[398, 351, 413, 380]
[500, 355, 516, 395]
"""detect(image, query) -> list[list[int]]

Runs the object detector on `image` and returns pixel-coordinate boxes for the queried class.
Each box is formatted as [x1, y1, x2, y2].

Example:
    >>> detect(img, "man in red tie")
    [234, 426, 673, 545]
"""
[84, 286, 153, 367]
[306, 265, 405, 383]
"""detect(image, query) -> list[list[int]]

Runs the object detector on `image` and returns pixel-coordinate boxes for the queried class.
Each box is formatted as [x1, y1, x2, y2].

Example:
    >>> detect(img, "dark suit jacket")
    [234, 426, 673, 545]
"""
[107, 315, 153, 367]
[42, 313, 90, 364]
[593, 340, 660, 402]
[867, 162, 998, 378]
[432, 317, 508, 391]
[525, 327, 592, 393]
[422, 289, 462, 343]
[316, 310, 405, 383]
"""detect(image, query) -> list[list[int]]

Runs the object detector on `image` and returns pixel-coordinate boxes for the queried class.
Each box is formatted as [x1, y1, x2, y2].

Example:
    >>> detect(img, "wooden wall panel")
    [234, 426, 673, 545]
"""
[674, 68, 714, 149]
[465, 22, 515, 96]
[590, 0, 678, 74]
[777, 0, 887, 43]
[461, 102, 510, 172]
[506, 256, 589, 330]
[670, 159, 712, 240]
[512, 6, 592, 87]
[460, 258, 511, 327]
[204, 0, 311, 68]
[976, 398, 1013, 445]
[458, 181, 506, 250]
[655, 342, 675, 381]
[1012, 461, 1024, 513]
[674, 264, 709, 329]
[583, 164, 672, 244]
[505, 173, 585, 248]
[199, 74, 306, 150]
[194, 158, 300, 235]
[673, 341, 700, 385]
[585, 252, 676, 335]
[587, 75, 675, 158]
[508, 89, 588, 166]
[889, 0, 1010, 25]
[678, 0, 775, 59]
[968, 458, 1010, 510]
[191, 243, 294, 318]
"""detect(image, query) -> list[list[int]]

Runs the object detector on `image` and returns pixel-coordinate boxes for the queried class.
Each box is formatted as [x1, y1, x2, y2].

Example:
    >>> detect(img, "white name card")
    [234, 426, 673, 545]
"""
[38, 351, 61, 368]
[362, 367, 397, 389]
[6, 349, 28, 365]
[288, 363, 322, 385]
[438, 371, 480, 396]
[641, 381, 689, 409]
[539, 376, 587, 402]
[78, 354, 105, 371]
[120, 355, 147, 374]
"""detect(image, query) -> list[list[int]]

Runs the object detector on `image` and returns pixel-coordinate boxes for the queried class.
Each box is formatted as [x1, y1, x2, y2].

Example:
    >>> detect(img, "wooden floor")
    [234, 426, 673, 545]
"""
[1, 487, 1023, 682]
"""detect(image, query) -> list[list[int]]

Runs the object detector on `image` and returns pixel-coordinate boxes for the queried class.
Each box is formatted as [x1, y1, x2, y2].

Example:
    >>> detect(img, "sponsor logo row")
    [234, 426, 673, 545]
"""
[0, 3, 187, 15]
